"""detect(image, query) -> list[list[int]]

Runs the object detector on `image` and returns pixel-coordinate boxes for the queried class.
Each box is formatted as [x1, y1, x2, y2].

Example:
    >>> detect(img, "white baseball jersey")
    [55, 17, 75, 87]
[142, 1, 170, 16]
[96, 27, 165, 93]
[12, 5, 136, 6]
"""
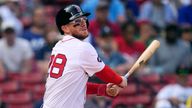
[43, 35, 105, 108]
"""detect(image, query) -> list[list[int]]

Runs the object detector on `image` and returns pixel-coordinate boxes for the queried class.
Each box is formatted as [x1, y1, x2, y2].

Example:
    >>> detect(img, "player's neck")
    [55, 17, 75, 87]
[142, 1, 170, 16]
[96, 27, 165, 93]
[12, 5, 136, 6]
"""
[64, 33, 72, 36]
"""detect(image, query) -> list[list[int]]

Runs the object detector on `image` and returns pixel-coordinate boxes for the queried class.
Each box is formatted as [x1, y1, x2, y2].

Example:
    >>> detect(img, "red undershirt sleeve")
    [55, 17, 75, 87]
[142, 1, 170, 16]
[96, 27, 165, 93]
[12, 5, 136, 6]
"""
[86, 82, 106, 96]
[95, 65, 122, 85]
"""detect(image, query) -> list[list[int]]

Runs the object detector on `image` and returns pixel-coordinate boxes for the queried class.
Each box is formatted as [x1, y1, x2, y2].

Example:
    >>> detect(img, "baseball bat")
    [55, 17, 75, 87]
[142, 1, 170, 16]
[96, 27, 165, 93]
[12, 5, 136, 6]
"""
[124, 39, 160, 79]
[108, 40, 160, 95]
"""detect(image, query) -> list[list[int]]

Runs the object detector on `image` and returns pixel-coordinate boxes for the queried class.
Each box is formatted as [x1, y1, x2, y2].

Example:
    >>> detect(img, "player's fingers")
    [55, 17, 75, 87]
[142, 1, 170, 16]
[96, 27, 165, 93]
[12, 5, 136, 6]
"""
[119, 76, 127, 88]
[107, 85, 123, 97]
[109, 88, 117, 96]
[112, 85, 123, 92]
[107, 87, 117, 97]
[107, 83, 114, 88]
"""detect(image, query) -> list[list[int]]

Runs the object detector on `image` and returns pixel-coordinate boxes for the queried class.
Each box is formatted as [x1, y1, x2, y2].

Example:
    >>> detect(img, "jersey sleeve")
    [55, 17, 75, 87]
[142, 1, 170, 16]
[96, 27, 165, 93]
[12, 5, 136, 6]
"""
[86, 82, 106, 96]
[79, 43, 105, 77]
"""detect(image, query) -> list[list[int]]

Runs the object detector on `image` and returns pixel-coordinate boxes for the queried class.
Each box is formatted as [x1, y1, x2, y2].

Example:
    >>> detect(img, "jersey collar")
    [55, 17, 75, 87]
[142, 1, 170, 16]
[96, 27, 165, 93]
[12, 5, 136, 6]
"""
[62, 35, 75, 41]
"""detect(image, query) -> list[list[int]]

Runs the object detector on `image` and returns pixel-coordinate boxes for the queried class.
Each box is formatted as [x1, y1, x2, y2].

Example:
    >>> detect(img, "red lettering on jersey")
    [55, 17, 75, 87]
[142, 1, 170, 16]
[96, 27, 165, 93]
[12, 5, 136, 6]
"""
[49, 54, 67, 79]
[48, 55, 54, 68]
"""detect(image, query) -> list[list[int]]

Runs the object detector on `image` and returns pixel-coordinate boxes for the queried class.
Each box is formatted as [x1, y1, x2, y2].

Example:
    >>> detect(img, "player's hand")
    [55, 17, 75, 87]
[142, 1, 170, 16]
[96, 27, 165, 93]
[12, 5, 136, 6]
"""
[119, 76, 127, 88]
[106, 83, 123, 97]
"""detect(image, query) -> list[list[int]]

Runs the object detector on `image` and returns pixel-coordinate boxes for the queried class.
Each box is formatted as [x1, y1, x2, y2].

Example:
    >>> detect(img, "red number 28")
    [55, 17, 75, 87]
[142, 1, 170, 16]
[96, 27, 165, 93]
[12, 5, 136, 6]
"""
[49, 54, 67, 79]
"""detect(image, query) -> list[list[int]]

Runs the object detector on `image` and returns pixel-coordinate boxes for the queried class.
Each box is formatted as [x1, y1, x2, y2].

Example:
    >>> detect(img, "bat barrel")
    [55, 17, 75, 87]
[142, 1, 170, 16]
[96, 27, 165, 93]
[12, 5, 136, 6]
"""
[124, 40, 160, 78]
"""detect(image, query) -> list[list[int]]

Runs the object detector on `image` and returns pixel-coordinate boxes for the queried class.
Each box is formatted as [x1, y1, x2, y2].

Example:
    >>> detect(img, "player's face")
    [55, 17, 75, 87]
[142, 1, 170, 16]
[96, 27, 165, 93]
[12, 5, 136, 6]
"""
[68, 16, 89, 40]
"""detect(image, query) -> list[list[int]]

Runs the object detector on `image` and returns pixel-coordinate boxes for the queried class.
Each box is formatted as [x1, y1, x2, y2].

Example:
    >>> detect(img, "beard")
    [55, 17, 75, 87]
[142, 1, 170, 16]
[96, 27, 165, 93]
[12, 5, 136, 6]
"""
[72, 32, 88, 40]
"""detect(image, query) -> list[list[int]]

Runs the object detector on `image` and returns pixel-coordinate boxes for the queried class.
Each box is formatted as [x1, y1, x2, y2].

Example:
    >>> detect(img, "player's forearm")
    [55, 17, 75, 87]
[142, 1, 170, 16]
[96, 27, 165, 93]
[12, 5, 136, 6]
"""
[86, 82, 106, 96]
[95, 65, 122, 85]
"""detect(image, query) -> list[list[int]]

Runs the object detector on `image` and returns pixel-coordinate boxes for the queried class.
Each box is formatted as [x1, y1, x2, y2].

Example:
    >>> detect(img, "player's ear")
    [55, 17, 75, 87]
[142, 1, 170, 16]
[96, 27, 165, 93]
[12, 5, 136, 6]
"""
[61, 25, 70, 34]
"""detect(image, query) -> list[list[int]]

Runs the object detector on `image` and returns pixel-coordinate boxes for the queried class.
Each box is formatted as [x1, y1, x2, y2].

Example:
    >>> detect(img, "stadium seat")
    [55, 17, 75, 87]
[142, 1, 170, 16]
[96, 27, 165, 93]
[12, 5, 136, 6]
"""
[133, 95, 152, 105]
[126, 95, 151, 105]
[33, 93, 44, 101]
[112, 97, 128, 108]
[20, 73, 44, 83]
[151, 84, 165, 93]
[8, 72, 44, 83]
[139, 74, 160, 84]
[8, 73, 22, 80]
[138, 84, 153, 94]
[1, 91, 32, 104]
[187, 74, 192, 86]
[21, 83, 45, 93]
[112, 95, 152, 107]
[7, 102, 34, 108]
[119, 83, 137, 96]
[0, 72, 6, 82]
[162, 74, 177, 84]
[21, 83, 45, 101]
[0, 81, 19, 94]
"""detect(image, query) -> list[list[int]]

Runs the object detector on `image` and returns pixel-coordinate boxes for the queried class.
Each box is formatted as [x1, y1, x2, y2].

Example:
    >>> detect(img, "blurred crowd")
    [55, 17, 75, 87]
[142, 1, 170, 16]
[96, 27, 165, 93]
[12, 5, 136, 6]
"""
[0, 0, 192, 108]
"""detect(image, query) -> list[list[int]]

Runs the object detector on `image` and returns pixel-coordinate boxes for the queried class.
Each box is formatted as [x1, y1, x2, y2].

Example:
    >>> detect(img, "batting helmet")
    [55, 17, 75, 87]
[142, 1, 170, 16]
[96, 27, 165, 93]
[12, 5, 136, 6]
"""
[55, 4, 90, 35]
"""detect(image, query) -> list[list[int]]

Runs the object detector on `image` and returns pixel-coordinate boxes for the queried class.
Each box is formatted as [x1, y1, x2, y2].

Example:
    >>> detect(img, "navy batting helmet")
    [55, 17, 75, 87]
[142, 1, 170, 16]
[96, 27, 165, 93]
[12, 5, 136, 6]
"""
[55, 4, 90, 35]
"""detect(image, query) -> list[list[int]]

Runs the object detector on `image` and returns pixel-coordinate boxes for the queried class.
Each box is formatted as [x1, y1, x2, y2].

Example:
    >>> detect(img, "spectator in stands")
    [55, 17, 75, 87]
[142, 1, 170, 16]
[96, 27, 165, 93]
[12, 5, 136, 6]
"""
[186, 96, 192, 108]
[179, 0, 191, 6]
[0, 21, 33, 73]
[136, 0, 149, 6]
[155, 74, 192, 108]
[22, 6, 46, 59]
[136, 20, 156, 46]
[149, 24, 191, 74]
[181, 26, 192, 70]
[80, 0, 97, 20]
[182, 26, 192, 40]
[88, 0, 121, 38]
[36, 26, 59, 73]
[139, 0, 176, 29]
[162, 0, 182, 18]
[0, 0, 23, 37]
[121, 0, 139, 22]
[115, 21, 146, 64]
[181, 26, 192, 50]
[96, 26, 128, 74]
[81, 0, 126, 23]
[178, 1, 192, 26]
[107, 0, 126, 23]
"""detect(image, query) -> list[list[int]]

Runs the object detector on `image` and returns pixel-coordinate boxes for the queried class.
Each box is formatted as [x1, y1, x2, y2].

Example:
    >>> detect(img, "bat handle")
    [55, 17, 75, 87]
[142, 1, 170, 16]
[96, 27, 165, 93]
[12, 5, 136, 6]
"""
[124, 70, 132, 79]
[124, 66, 136, 79]
[124, 74, 129, 79]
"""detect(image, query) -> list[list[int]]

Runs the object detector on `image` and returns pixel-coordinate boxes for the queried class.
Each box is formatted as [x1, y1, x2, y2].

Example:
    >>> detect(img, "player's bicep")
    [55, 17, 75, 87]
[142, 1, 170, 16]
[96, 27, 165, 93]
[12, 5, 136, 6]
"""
[80, 43, 105, 76]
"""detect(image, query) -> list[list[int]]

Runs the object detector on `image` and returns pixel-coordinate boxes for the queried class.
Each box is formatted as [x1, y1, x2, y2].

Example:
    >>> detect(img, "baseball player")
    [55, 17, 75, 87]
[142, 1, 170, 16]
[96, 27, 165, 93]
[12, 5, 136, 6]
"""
[42, 4, 127, 108]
